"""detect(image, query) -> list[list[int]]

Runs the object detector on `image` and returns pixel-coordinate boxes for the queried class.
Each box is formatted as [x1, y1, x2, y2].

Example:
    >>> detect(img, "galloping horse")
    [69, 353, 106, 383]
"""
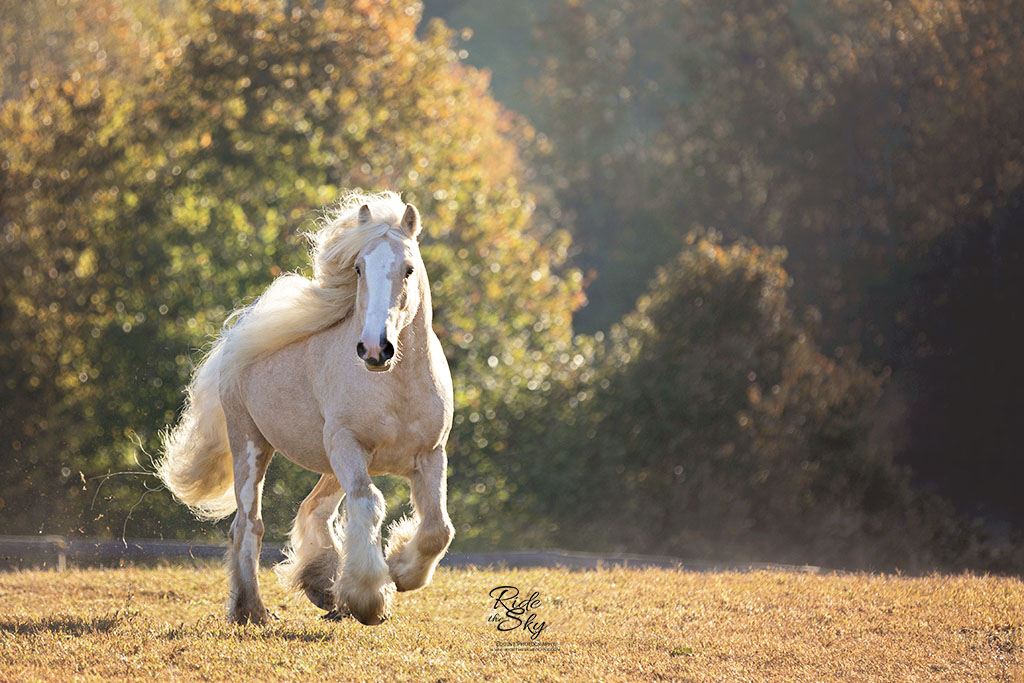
[157, 191, 454, 625]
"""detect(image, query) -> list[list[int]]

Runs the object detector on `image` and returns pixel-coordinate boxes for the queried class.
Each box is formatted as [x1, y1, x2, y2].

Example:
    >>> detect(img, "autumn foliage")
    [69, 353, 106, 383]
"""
[2, 0, 1019, 570]
[1, 0, 581, 538]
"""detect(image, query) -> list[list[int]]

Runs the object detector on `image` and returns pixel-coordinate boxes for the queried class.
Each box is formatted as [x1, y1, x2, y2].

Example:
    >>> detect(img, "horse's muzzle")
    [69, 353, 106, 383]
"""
[357, 335, 395, 371]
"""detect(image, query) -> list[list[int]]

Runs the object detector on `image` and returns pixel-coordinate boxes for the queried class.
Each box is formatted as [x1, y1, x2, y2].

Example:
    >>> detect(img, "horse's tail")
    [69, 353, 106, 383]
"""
[157, 342, 237, 520]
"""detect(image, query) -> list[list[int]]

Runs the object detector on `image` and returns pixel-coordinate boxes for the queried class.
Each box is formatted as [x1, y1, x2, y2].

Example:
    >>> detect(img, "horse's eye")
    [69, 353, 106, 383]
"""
[405, 266, 414, 277]
[354, 264, 361, 276]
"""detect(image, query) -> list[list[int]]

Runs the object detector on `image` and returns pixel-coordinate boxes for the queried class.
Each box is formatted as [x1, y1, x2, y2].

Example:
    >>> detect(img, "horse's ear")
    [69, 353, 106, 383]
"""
[400, 203, 421, 239]
[358, 204, 372, 225]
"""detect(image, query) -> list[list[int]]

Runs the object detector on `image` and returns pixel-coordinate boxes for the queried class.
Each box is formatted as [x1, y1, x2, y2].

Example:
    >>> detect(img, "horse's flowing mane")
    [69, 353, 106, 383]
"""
[158, 191, 409, 518]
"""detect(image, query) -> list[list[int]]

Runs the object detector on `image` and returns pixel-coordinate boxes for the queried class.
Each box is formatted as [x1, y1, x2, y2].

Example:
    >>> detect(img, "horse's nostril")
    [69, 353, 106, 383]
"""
[381, 341, 395, 362]
[356, 341, 366, 359]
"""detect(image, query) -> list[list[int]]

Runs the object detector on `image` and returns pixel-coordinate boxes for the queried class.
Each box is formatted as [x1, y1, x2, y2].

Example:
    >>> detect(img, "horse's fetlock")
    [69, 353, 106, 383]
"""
[420, 521, 454, 556]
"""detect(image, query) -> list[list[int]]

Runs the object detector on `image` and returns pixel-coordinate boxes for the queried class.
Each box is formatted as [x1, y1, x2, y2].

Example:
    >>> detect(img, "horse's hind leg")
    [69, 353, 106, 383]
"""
[225, 411, 274, 625]
[386, 447, 454, 592]
[277, 474, 345, 613]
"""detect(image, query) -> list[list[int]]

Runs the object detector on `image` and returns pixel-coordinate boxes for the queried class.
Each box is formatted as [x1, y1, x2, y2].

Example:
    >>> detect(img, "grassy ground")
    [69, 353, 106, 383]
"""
[0, 564, 1020, 681]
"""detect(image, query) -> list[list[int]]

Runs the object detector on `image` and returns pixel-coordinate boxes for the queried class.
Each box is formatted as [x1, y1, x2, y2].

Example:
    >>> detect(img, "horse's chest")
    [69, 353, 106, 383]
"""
[358, 391, 448, 474]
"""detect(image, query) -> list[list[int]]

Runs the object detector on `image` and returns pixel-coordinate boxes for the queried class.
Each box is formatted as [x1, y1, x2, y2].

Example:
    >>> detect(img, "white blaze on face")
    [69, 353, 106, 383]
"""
[361, 241, 396, 347]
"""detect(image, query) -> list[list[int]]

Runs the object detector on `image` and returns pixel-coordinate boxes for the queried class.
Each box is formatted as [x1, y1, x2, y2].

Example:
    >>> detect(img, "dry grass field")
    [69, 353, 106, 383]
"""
[0, 564, 1021, 681]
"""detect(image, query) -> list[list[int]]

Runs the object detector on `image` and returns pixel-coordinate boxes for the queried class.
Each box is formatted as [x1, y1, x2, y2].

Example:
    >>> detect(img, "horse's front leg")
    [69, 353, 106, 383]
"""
[326, 426, 394, 625]
[226, 423, 274, 625]
[386, 447, 455, 592]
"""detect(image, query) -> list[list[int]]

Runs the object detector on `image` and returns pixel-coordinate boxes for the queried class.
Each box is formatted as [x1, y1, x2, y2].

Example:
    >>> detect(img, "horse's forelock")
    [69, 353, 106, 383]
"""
[310, 191, 409, 283]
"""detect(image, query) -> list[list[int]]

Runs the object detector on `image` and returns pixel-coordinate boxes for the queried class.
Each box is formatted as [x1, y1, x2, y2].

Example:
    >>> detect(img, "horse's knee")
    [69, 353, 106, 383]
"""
[346, 485, 385, 527]
[231, 513, 264, 541]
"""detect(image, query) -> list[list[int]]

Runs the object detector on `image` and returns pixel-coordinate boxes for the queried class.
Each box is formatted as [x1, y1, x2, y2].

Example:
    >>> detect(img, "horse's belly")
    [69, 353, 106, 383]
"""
[253, 404, 332, 474]
[241, 351, 333, 474]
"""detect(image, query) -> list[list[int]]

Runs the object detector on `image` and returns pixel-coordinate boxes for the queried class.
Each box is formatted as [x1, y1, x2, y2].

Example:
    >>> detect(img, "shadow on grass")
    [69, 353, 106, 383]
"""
[161, 622, 339, 643]
[0, 614, 126, 636]
[241, 627, 338, 642]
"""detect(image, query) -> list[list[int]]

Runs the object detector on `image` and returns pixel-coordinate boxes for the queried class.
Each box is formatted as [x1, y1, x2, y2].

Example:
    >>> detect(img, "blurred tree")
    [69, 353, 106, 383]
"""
[530, 0, 1024, 522]
[0, 0, 172, 535]
[495, 233, 998, 570]
[4, 0, 1018, 570]
[420, 0, 548, 122]
[0, 0, 582, 541]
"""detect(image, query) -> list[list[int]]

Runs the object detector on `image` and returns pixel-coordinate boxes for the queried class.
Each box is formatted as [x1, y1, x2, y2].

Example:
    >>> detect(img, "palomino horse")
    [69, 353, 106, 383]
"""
[157, 191, 454, 625]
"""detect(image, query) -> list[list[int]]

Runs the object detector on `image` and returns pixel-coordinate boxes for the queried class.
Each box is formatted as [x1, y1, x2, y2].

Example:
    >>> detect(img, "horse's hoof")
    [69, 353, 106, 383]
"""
[392, 570, 431, 593]
[304, 586, 337, 611]
[230, 608, 271, 626]
[343, 595, 390, 626]
[322, 607, 352, 621]
[352, 611, 388, 626]
[344, 598, 391, 626]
